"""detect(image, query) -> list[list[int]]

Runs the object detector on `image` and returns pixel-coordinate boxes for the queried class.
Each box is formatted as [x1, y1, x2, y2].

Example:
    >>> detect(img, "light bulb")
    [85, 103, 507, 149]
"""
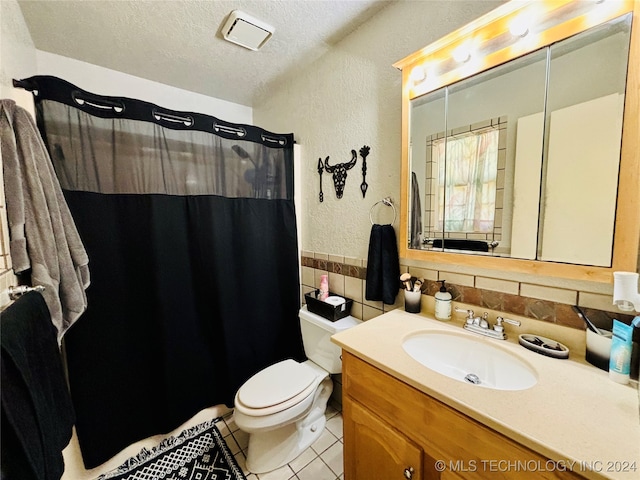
[410, 65, 427, 85]
[509, 15, 530, 37]
[452, 45, 471, 63]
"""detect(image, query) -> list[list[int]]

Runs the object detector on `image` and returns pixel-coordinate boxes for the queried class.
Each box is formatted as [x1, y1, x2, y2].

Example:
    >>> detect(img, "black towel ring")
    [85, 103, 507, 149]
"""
[369, 197, 396, 226]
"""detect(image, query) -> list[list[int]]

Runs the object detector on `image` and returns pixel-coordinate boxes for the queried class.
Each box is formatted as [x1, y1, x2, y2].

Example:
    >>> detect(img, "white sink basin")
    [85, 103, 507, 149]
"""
[402, 331, 537, 391]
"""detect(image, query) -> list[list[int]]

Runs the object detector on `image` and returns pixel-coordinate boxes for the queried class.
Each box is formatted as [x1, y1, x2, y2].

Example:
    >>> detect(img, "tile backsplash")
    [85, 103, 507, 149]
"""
[300, 251, 635, 332]
[301, 252, 402, 321]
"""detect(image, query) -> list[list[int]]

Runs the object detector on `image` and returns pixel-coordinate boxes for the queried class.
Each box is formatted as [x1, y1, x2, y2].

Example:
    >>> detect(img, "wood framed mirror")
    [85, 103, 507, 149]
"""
[395, 0, 640, 283]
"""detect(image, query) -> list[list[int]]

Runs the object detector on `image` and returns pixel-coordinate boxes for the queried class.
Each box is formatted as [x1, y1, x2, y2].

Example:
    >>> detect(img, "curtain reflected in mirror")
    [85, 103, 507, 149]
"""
[407, 12, 632, 266]
[436, 127, 499, 234]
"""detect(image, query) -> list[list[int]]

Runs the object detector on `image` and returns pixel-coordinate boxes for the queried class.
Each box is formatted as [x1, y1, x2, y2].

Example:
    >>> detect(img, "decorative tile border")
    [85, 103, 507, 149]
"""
[301, 254, 635, 330]
[301, 256, 366, 280]
[422, 279, 633, 330]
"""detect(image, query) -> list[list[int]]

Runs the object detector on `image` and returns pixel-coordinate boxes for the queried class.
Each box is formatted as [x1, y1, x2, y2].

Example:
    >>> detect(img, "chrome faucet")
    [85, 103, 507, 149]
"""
[454, 308, 520, 340]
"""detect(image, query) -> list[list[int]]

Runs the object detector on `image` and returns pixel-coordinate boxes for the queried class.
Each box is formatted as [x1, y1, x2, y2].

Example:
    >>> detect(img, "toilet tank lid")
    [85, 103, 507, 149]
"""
[299, 306, 361, 333]
[238, 359, 317, 409]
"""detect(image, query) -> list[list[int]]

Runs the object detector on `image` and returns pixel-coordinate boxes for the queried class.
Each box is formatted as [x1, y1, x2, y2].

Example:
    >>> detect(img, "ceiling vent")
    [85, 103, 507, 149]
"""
[222, 10, 274, 51]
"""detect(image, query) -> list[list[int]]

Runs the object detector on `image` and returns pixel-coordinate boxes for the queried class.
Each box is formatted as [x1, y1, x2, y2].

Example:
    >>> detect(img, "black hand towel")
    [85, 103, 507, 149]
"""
[432, 238, 490, 252]
[365, 224, 400, 305]
[1, 292, 75, 480]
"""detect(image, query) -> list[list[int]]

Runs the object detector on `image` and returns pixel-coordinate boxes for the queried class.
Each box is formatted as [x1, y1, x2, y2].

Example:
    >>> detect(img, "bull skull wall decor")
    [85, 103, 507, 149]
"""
[324, 149, 358, 199]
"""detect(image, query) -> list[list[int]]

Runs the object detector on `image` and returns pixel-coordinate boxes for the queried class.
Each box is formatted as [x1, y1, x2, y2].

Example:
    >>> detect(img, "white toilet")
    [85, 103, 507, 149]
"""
[233, 305, 360, 474]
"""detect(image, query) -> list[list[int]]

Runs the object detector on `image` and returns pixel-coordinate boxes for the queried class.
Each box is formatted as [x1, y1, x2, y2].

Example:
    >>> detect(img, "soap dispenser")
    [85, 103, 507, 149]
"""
[435, 280, 452, 321]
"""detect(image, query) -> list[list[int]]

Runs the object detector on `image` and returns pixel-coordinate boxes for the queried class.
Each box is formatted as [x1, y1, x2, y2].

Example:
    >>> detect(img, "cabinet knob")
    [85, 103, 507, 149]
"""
[404, 466, 414, 479]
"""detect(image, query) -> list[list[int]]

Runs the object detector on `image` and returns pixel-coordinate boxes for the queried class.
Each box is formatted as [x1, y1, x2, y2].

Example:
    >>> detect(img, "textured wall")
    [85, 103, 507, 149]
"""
[253, 0, 504, 261]
[35, 51, 253, 125]
[254, 0, 639, 299]
[0, 0, 36, 97]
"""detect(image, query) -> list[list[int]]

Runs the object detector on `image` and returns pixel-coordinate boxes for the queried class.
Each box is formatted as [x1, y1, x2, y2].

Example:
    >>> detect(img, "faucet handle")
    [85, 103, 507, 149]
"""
[454, 307, 475, 324]
[496, 316, 521, 327]
[455, 307, 474, 318]
[494, 316, 521, 334]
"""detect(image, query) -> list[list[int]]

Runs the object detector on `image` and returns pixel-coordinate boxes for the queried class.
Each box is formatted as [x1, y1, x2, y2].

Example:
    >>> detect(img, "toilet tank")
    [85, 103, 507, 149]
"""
[299, 306, 360, 374]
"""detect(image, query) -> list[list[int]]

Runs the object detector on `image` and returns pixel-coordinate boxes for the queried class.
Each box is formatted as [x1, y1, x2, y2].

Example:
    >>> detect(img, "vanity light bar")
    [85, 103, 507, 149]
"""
[395, 0, 634, 99]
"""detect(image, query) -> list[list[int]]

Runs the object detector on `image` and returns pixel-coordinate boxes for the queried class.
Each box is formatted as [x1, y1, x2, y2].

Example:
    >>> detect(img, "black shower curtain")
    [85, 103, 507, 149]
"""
[21, 76, 305, 468]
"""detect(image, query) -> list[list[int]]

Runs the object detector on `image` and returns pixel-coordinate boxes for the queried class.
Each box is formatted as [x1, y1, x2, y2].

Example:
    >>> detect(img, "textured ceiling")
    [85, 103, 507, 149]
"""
[18, 0, 394, 107]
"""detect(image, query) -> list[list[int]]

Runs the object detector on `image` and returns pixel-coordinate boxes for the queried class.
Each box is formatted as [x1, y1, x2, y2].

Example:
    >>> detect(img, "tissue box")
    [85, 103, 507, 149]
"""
[304, 289, 353, 322]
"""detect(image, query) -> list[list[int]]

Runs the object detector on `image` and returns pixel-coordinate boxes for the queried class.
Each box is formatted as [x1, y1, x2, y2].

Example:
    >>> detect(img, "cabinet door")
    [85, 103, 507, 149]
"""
[344, 396, 424, 480]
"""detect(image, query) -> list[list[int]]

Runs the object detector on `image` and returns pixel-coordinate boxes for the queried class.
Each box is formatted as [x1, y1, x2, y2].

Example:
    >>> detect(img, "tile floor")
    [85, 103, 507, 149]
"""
[217, 401, 344, 480]
[61, 400, 344, 479]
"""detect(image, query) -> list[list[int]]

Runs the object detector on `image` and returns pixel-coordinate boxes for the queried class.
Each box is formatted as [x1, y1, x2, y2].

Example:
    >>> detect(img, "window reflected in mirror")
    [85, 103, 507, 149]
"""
[407, 12, 632, 267]
[421, 118, 503, 254]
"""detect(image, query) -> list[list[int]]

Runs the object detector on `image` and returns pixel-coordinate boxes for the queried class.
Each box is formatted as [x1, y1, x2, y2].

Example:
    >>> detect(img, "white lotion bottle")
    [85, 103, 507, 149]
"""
[435, 280, 452, 321]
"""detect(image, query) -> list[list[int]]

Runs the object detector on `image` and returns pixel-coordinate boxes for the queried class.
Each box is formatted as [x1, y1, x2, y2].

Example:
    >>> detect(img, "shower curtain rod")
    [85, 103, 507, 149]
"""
[12, 76, 293, 148]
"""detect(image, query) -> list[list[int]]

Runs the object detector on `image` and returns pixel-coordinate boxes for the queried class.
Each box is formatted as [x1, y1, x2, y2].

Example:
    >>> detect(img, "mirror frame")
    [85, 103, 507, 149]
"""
[395, 0, 640, 283]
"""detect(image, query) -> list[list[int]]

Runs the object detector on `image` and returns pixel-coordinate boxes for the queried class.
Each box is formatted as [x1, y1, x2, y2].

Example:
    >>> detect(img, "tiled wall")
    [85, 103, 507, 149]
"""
[300, 251, 635, 331]
[300, 252, 403, 321]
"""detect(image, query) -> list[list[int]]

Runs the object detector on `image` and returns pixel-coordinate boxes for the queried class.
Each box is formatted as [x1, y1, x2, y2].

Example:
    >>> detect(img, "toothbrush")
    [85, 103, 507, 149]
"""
[400, 273, 412, 291]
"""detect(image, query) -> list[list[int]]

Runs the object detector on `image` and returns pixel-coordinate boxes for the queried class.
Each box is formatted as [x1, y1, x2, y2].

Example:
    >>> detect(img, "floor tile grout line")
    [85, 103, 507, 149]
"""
[319, 453, 342, 479]
[229, 405, 343, 479]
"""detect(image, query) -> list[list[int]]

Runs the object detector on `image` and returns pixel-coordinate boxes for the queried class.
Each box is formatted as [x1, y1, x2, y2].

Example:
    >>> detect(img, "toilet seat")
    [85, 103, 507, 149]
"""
[235, 359, 323, 417]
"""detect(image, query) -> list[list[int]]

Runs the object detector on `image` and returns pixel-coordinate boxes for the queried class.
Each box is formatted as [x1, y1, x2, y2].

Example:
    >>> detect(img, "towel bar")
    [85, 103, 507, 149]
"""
[7, 285, 45, 301]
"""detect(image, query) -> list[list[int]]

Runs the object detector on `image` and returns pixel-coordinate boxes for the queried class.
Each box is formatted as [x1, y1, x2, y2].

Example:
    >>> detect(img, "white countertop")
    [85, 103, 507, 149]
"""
[331, 309, 640, 480]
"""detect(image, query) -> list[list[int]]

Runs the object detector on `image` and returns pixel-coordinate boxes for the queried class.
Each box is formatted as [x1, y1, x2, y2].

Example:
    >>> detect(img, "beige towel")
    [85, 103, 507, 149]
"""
[1, 99, 90, 342]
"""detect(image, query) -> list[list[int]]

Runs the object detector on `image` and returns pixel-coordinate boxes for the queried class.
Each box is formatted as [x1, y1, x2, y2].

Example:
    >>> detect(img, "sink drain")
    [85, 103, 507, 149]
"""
[464, 373, 481, 385]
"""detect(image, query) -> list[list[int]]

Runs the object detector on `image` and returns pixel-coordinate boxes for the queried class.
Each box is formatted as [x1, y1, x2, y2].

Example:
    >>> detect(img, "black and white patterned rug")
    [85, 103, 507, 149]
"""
[96, 419, 246, 480]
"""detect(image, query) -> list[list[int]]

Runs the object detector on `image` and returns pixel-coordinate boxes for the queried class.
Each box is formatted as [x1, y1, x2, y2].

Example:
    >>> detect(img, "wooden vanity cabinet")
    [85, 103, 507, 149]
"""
[344, 397, 425, 480]
[342, 352, 585, 480]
